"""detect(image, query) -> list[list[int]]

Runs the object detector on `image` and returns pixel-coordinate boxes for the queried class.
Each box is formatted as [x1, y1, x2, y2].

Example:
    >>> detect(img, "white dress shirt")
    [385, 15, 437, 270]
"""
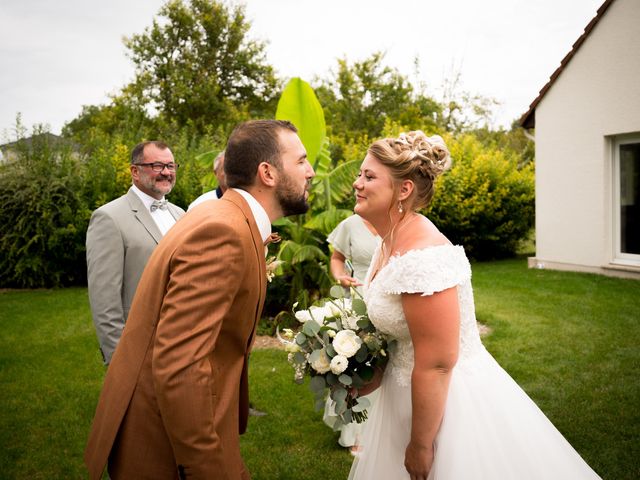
[188, 188, 221, 211]
[131, 184, 177, 236]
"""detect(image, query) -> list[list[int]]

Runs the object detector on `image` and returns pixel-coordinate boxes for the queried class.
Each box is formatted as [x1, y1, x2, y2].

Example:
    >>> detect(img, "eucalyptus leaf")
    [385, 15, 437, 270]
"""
[351, 373, 364, 389]
[332, 416, 344, 431]
[338, 374, 353, 386]
[293, 352, 306, 364]
[331, 386, 348, 403]
[329, 284, 345, 299]
[326, 344, 336, 357]
[356, 318, 371, 329]
[341, 409, 353, 424]
[351, 298, 367, 315]
[352, 397, 371, 412]
[326, 372, 338, 386]
[308, 349, 321, 364]
[295, 332, 307, 345]
[355, 344, 369, 363]
[315, 398, 326, 411]
[334, 399, 347, 414]
[309, 375, 326, 394]
[302, 320, 320, 337]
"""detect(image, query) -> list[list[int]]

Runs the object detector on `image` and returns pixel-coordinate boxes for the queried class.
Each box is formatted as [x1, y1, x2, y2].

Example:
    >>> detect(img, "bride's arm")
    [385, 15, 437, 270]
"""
[402, 287, 460, 479]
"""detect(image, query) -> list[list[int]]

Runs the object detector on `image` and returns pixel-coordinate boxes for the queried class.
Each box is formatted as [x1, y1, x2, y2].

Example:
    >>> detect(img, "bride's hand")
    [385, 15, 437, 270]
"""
[404, 440, 434, 480]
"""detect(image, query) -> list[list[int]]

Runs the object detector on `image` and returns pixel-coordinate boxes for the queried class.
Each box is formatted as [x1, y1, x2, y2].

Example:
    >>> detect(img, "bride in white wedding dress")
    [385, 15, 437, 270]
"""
[347, 131, 601, 480]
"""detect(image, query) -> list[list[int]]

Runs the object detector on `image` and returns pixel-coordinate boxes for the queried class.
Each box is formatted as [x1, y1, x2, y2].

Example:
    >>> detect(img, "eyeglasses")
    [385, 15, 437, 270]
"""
[134, 162, 179, 172]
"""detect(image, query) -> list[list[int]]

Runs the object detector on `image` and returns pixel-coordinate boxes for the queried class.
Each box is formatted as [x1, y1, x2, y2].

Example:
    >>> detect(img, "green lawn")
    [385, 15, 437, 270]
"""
[0, 259, 638, 479]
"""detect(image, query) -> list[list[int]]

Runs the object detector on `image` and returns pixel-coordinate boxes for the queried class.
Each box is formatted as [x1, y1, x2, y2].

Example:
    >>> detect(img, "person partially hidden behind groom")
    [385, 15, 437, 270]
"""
[84, 120, 315, 480]
[86, 140, 185, 365]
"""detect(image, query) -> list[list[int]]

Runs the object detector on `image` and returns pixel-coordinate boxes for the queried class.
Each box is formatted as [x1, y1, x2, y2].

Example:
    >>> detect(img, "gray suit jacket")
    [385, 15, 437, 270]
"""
[86, 187, 185, 364]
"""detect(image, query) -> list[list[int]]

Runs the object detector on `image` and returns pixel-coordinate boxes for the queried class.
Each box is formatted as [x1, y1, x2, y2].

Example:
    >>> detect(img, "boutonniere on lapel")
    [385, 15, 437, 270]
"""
[264, 232, 283, 283]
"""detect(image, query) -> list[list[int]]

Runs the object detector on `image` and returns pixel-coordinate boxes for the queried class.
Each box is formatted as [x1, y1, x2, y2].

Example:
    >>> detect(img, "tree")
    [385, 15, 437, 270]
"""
[314, 53, 442, 137]
[123, 0, 280, 133]
[0, 126, 90, 287]
[438, 71, 500, 132]
[314, 52, 442, 162]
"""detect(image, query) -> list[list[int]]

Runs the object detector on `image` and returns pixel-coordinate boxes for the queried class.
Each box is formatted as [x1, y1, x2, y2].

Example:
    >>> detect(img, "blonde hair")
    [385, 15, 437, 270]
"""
[368, 131, 451, 210]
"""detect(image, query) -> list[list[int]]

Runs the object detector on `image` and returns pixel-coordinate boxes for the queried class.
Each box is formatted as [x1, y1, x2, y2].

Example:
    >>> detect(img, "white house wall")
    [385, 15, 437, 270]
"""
[533, 0, 640, 278]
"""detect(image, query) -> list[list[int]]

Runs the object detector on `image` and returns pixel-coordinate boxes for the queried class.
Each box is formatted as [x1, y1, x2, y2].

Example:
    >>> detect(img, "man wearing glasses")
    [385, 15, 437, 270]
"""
[86, 141, 185, 365]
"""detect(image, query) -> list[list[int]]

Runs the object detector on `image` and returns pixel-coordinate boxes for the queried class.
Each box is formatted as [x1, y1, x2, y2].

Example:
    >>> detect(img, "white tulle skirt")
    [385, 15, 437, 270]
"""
[349, 348, 602, 480]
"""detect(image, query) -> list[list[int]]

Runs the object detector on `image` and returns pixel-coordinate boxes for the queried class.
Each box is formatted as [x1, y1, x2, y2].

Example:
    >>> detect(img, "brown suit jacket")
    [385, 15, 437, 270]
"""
[84, 189, 267, 480]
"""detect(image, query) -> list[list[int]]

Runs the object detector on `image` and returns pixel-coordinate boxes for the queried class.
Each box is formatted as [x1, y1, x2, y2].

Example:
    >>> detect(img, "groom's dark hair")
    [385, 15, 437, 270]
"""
[224, 119, 298, 189]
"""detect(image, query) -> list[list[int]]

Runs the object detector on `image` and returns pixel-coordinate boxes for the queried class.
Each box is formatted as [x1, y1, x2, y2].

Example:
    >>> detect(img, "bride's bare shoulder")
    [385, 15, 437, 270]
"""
[395, 215, 451, 254]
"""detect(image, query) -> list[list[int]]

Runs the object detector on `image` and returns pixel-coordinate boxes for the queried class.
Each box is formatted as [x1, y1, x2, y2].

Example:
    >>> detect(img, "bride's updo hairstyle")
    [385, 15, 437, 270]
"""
[368, 131, 451, 210]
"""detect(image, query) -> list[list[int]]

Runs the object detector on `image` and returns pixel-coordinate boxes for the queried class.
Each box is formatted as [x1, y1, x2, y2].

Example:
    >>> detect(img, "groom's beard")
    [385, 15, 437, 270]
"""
[276, 172, 310, 216]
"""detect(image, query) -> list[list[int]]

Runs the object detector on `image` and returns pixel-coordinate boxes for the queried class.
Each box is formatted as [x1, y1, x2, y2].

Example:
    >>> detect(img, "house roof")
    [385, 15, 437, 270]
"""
[0, 132, 63, 151]
[519, 0, 616, 129]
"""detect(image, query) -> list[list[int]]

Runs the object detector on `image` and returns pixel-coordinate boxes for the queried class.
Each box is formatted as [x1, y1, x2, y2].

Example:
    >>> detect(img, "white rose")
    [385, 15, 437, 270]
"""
[341, 312, 361, 330]
[332, 330, 363, 358]
[330, 354, 349, 375]
[309, 305, 329, 324]
[310, 348, 331, 374]
[323, 302, 339, 317]
[340, 298, 353, 311]
[295, 309, 312, 323]
[325, 298, 352, 317]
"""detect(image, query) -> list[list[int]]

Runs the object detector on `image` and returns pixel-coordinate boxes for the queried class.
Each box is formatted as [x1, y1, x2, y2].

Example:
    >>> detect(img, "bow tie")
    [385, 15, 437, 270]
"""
[150, 200, 168, 212]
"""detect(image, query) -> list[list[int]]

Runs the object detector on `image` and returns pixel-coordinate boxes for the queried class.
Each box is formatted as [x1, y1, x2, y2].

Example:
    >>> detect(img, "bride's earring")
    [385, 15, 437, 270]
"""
[398, 201, 404, 214]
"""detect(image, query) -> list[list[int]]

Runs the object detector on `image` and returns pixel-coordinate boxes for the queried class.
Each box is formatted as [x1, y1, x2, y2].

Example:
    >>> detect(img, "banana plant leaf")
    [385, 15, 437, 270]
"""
[276, 77, 326, 165]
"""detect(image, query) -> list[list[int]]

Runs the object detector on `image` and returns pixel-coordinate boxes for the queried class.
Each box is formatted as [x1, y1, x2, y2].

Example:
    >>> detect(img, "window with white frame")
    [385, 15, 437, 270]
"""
[613, 135, 640, 263]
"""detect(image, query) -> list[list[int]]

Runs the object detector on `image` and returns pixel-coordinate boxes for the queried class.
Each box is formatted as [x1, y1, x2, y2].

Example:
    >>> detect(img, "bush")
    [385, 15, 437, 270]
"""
[71, 125, 226, 212]
[427, 133, 535, 259]
[0, 130, 91, 287]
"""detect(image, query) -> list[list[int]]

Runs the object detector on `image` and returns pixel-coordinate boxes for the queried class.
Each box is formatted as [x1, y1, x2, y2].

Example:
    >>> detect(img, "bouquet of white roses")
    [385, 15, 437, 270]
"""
[279, 286, 390, 428]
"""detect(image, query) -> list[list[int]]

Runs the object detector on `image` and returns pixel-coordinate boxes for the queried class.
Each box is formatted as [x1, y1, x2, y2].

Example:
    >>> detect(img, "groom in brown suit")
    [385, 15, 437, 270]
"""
[84, 120, 314, 479]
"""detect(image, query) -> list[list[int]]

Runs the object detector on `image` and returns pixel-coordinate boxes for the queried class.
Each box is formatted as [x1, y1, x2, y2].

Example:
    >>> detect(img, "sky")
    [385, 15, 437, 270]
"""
[0, 0, 605, 139]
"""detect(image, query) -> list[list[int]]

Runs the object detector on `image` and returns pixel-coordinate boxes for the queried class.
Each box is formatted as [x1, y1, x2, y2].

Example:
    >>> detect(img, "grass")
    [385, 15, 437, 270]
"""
[0, 288, 104, 479]
[240, 350, 353, 479]
[0, 259, 638, 479]
[471, 259, 639, 480]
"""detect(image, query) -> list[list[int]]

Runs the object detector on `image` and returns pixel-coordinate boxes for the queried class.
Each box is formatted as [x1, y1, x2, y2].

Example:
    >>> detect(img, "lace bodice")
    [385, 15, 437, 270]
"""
[365, 245, 484, 387]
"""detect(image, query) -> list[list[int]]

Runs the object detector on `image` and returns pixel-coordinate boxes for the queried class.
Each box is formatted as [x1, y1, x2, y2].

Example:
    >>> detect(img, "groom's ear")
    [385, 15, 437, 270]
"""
[256, 162, 277, 187]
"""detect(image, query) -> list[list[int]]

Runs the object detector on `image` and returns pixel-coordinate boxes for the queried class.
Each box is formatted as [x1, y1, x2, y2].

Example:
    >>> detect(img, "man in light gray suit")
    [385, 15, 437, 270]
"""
[86, 141, 185, 364]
